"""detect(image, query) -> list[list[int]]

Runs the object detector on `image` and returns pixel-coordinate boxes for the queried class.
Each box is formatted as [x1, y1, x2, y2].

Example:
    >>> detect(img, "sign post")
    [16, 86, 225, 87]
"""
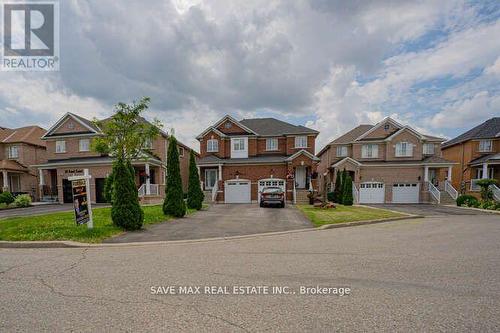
[68, 169, 93, 229]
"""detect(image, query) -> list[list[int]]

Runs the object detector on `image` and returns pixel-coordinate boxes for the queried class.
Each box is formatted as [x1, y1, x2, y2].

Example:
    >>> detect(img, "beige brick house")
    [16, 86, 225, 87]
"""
[196, 115, 319, 204]
[317, 117, 457, 204]
[34, 113, 193, 204]
[0, 126, 47, 200]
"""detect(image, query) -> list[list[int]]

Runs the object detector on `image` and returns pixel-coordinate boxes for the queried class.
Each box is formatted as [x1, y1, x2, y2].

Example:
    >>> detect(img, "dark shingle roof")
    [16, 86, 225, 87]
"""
[442, 117, 500, 148]
[422, 156, 456, 164]
[239, 118, 318, 136]
[469, 153, 500, 166]
[317, 125, 373, 157]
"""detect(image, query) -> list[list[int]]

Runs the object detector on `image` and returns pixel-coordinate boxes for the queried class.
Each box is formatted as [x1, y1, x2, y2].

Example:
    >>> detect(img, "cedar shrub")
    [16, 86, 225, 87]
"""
[187, 150, 204, 210]
[163, 135, 186, 217]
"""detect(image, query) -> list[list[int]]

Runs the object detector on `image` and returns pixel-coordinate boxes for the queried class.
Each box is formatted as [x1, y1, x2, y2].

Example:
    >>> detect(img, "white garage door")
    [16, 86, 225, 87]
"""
[359, 182, 385, 203]
[392, 183, 420, 203]
[258, 178, 286, 203]
[225, 180, 251, 203]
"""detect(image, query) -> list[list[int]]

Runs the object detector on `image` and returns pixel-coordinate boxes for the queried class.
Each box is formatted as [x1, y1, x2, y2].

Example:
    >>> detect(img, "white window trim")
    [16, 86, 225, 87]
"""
[232, 138, 245, 151]
[178, 147, 185, 157]
[79, 139, 90, 152]
[55, 140, 66, 153]
[7, 145, 19, 159]
[144, 138, 153, 149]
[295, 136, 308, 148]
[476, 167, 494, 179]
[423, 143, 434, 155]
[231, 137, 248, 158]
[336, 146, 348, 157]
[266, 138, 278, 151]
[207, 139, 219, 152]
[395, 142, 413, 157]
[361, 144, 378, 158]
[478, 140, 492, 152]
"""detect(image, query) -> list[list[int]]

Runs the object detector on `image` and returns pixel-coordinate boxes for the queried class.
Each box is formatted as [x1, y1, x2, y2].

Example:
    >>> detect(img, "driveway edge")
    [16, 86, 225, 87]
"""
[442, 205, 500, 214]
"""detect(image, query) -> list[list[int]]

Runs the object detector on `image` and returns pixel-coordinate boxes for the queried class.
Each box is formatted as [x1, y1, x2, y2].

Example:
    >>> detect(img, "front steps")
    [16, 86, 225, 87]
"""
[295, 190, 310, 205]
[439, 191, 456, 205]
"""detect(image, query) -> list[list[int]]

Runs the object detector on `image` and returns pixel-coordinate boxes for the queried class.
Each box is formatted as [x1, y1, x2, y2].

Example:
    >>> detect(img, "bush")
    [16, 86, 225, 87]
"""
[103, 172, 114, 203]
[342, 175, 354, 206]
[14, 194, 31, 207]
[0, 191, 15, 205]
[0, 202, 8, 209]
[456, 194, 478, 207]
[475, 178, 498, 201]
[333, 171, 343, 203]
[327, 191, 335, 202]
[111, 158, 144, 230]
[187, 150, 204, 210]
[163, 135, 186, 217]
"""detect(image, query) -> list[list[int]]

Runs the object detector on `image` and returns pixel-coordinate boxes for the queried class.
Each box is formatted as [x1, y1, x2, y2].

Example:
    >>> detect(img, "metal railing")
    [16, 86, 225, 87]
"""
[293, 181, 297, 204]
[211, 181, 218, 202]
[444, 180, 458, 200]
[491, 184, 500, 202]
[352, 183, 359, 204]
[427, 181, 441, 204]
[138, 183, 159, 197]
[470, 179, 481, 191]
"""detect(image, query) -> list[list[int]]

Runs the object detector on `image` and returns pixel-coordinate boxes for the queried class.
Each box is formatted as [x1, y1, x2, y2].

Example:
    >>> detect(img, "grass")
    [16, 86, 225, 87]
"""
[297, 204, 406, 227]
[0, 204, 200, 243]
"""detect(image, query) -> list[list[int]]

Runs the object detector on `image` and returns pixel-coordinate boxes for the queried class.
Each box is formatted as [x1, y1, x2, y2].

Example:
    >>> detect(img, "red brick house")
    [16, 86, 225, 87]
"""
[196, 115, 319, 204]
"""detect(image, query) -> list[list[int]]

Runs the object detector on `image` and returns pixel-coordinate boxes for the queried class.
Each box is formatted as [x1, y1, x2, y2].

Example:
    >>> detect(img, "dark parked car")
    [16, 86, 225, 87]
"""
[259, 187, 285, 208]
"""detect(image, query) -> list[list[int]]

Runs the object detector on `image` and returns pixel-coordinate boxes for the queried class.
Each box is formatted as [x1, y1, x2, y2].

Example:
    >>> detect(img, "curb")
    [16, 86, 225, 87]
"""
[318, 215, 422, 229]
[442, 204, 500, 214]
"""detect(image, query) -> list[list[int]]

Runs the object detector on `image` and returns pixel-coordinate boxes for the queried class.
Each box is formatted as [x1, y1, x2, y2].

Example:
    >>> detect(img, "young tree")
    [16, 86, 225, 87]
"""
[163, 135, 186, 217]
[333, 170, 343, 203]
[475, 179, 498, 201]
[187, 150, 204, 210]
[103, 171, 115, 203]
[342, 174, 354, 206]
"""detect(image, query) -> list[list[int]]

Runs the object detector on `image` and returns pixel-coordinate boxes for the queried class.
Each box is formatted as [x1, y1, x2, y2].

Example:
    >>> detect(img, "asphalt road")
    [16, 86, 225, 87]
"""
[2, 214, 500, 331]
[368, 203, 494, 216]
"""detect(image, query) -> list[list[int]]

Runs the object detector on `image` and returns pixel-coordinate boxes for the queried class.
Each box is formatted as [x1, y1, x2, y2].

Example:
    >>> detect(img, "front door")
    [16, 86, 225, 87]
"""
[95, 178, 106, 203]
[295, 166, 306, 189]
[62, 179, 73, 203]
[429, 169, 438, 186]
[8, 174, 21, 193]
[205, 169, 218, 190]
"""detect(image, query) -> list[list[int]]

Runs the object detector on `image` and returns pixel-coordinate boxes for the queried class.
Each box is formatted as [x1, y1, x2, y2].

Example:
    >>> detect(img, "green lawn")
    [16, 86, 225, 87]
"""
[0, 205, 199, 243]
[297, 204, 406, 227]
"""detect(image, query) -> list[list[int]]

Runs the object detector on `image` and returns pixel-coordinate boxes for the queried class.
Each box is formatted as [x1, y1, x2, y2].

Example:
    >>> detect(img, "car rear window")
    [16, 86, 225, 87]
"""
[262, 187, 282, 194]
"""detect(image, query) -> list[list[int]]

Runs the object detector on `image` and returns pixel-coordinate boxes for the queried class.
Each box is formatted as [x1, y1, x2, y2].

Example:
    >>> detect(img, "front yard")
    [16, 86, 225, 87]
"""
[297, 204, 406, 227]
[0, 205, 199, 243]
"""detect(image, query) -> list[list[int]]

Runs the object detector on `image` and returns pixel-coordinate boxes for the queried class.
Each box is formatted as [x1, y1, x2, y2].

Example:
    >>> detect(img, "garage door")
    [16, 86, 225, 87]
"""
[392, 183, 420, 203]
[359, 182, 385, 203]
[225, 180, 251, 203]
[258, 178, 286, 203]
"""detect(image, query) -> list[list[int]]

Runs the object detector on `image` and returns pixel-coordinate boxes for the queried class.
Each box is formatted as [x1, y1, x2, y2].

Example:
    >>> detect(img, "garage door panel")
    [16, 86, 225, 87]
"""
[225, 180, 251, 203]
[359, 182, 385, 204]
[392, 183, 420, 203]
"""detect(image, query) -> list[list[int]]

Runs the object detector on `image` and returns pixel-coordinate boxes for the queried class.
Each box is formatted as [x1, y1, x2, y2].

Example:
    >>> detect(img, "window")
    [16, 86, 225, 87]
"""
[7, 145, 18, 159]
[295, 136, 307, 148]
[55, 140, 66, 153]
[361, 144, 378, 158]
[178, 147, 184, 157]
[144, 138, 153, 149]
[476, 168, 494, 179]
[336, 146, 348, 157]
[207, 139, 219, 152]
[266, 138, 278, 151]
[79, 139, 90, 152]
[395, 142, 413, 157]
[423, 143, 434, 155]
[478, 140, 492, 152]
[231, 137, 248, 158]
[233, 138, 245, 151]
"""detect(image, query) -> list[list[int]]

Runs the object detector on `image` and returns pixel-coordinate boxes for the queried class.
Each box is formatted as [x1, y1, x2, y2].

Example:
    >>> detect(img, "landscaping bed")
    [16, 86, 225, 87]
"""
[0, 204, 199, 243]
[297, 204, 407, 227]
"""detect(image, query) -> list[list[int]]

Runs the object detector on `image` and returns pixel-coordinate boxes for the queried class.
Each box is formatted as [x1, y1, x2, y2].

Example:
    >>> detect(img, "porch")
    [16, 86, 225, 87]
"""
[0, 160, 37, 199]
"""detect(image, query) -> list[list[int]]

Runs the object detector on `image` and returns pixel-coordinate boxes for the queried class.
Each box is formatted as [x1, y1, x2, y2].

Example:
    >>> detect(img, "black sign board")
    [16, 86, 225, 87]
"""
[72, 179, 90, 225]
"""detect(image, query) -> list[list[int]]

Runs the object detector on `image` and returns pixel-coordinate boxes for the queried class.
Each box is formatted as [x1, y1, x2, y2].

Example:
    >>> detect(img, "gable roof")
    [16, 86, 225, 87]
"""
[286, 149, 320, 162]
[442, 117, 500, 148]
[354, 117, 404, 141]
[196, 115, 258, 139]
[42, 112, 101, 138]
[239, 118, 319, 136]
[1, 126, 46, 147]
[317, 125, 373, 157]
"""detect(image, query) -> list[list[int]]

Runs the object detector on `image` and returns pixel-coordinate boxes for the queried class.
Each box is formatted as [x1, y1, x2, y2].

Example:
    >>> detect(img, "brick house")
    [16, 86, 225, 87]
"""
[34, 112, 194, 204]
[441, 117, 500, 199]
[0, 126, 47, 200]
[317, 117, 457, 204]
[196, 115, 319, 204]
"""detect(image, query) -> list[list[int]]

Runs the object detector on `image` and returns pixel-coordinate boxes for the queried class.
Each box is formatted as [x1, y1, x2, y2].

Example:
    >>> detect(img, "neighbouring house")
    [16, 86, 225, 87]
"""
[0, 126, 47, 200]
[441, 117, 500, 199]
[196, 115, 320, 204]
[33, 112, 194, 204]
[317, 117, 457, 204]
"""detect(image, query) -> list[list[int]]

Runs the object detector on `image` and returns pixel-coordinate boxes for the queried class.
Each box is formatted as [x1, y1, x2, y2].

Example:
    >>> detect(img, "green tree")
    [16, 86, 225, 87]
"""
[475, 178, 498, 201]
[163, 135, 186, 217]
[333, 170, 343, 203]
[103, 171, 114, 203]
[187, 150, 204, 210]
[111, 158, 144, 230]
[342, 174, 354, 206]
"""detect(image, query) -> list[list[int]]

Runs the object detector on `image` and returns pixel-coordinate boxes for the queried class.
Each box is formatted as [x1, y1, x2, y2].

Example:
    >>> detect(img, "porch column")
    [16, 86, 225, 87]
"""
[39, 169, 45, 186]
[2, 170, 8, 191]
[482, 163, 488, 179]
[218, 164, 222, 181]
[447, 166, 452, 182]
[424, 166, 429, 182]
[145, 163, 151, 195]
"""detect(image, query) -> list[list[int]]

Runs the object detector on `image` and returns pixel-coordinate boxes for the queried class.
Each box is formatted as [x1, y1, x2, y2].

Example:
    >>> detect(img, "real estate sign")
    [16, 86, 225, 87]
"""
[72, 179, 90, 225]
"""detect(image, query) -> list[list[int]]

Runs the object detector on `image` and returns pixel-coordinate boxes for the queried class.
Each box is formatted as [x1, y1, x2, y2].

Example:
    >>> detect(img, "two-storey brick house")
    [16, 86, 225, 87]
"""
[0, 126, 47, 200]
[317, 117, 457, 204]
[196, 115, 319, 204]
[34, 112, 194, 204]
[441, 117, 500, 198]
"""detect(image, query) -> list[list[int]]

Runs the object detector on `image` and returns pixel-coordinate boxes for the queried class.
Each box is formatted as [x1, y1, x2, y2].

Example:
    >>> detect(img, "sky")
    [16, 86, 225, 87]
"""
[0, 0, 499, 151]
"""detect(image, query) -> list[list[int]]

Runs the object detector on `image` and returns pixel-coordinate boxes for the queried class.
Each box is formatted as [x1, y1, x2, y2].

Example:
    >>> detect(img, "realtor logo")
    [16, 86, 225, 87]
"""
[1, 1, 59, 71]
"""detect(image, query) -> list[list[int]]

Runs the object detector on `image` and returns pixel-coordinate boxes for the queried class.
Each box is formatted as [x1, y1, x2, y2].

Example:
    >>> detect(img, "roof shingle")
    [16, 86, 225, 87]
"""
[442, 117, 500, 148]
[239, 118, 318, 136]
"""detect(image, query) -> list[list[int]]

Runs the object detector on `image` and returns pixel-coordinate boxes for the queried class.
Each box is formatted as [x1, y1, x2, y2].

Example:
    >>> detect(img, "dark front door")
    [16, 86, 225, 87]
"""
[95, 178, 106, 203]
[62, 179, 73, 203]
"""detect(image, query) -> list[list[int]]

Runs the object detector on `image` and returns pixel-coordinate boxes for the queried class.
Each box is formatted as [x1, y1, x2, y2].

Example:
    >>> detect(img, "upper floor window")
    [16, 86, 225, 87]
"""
[79, 139, 90, 152]
[295, 136, 307, 148]
[395, 142, 413, 157]
[423, 143, 435, 155]
[178, 147, 185, 157]
[231, 137, 248, 158]
[56, 140, 66, 153]
[207, 139, 219, 152]
[361, 144, 378, 158]
[336, 146, 348, 157]
[7, 145, 18, 159]
[232, 138, 245, 151]
[266, 138, 278, 151]
[144, 138, 153, 149]
[478, 140, 492, 152]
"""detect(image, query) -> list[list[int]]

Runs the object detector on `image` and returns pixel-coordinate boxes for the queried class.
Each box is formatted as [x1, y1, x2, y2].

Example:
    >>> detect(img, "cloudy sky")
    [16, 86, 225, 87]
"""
[0, 0, 499, 151]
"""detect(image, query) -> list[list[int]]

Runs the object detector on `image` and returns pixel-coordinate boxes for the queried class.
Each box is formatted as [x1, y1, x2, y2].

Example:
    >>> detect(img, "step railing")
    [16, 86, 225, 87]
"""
[211, 181, 218, 202]
[138, 183, 159, 197]
[293, 181, 297, 204]
[470, 179, 481, 191]
[491, 184, 500, 202]
[352, 183, 359, 204]
[138, 184, 145, 197]
[444, 180, 458, 200]
[427, 181, 441, 204]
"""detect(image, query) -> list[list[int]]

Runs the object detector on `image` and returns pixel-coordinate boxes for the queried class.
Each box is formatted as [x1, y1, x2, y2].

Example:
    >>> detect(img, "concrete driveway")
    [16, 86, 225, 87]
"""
[105, 204, 313, 243]
[367, 204, 493, 216]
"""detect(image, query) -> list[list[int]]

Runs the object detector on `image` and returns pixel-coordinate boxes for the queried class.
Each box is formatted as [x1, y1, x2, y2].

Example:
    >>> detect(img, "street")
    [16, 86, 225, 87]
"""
[1, 214, 500, 331]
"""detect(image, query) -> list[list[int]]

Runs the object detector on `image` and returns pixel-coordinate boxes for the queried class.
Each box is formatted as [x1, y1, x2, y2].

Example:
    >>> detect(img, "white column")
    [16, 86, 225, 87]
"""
[447, 166, 452, 181]
[424, 166, 429, 182]
[2, 170, 8, 190]
[145, 163, 151, 195]
[482, 163, 488, 179]
[218, 164, 222, 181]
[39, 169, 45, 186]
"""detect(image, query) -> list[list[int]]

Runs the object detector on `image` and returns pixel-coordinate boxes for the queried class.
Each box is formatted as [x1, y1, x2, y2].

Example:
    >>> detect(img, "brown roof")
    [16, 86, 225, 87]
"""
[422, 156, 456, 164]
[1, 126, 46, 147]
[0, 160, 28, 171]
[317, 125, 373, 157]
